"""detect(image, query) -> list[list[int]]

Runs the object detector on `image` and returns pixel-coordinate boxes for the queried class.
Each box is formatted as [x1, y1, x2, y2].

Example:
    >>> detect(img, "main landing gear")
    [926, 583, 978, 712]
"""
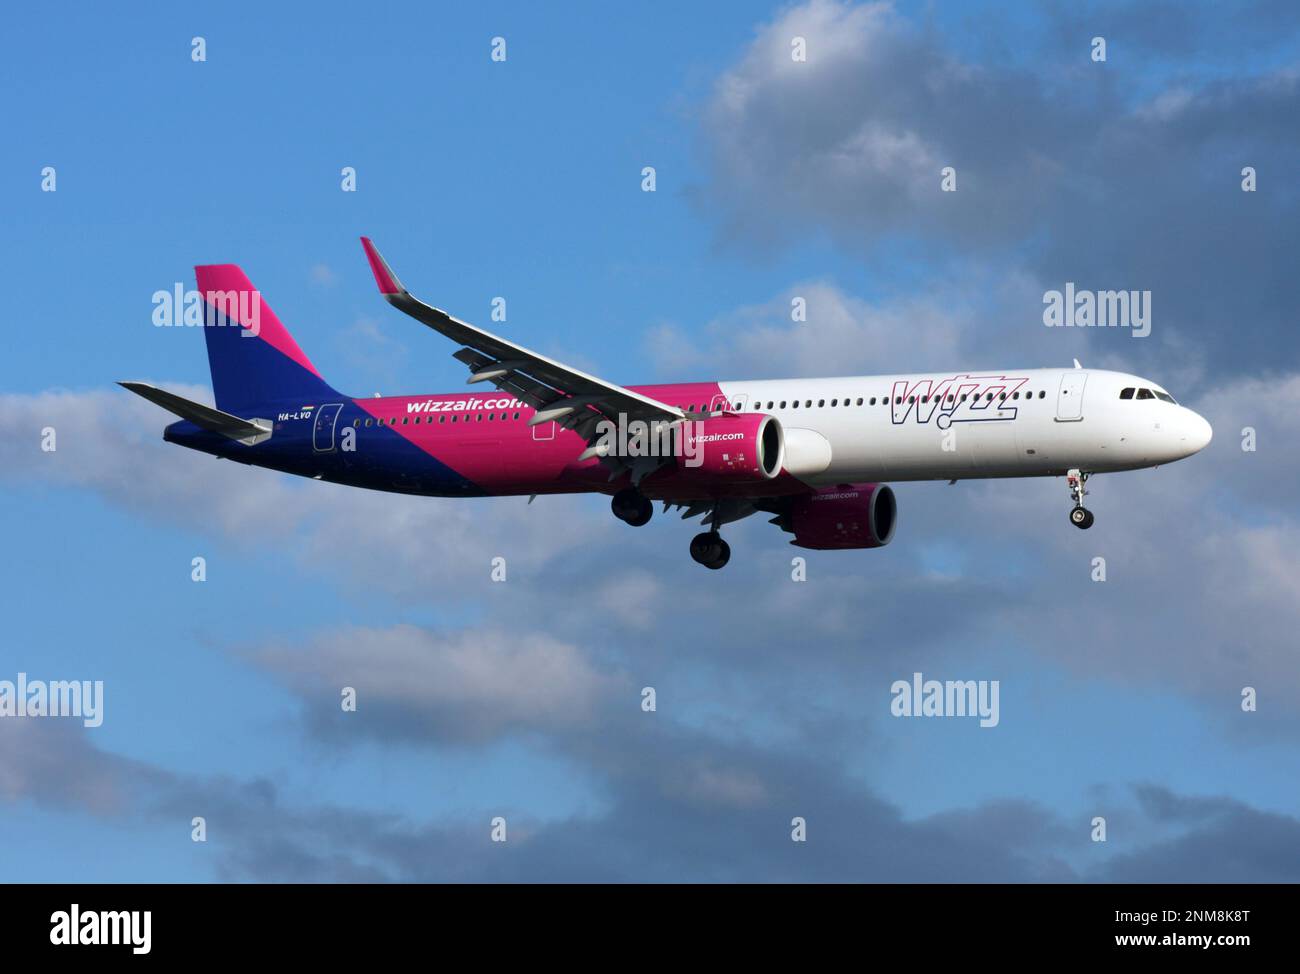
[613, 489, 732, 569]
[1066, 469, 1095, 529]
[689, 531, 731, 570]
[611, 488, 653, 527]
[689, 504, 731, 570]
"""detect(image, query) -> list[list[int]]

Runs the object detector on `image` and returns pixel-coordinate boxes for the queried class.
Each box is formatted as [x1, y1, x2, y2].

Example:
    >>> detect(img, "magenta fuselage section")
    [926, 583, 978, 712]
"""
[280, 381, 814, 501]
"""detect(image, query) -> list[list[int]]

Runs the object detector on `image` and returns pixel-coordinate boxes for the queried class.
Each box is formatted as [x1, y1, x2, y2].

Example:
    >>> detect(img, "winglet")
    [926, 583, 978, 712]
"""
[360, 237, 405, 296]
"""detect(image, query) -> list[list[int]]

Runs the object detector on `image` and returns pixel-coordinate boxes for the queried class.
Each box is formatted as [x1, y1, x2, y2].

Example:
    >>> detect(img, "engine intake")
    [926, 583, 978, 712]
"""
[677, 414, 783, 482]
[787, 483, 897, 550]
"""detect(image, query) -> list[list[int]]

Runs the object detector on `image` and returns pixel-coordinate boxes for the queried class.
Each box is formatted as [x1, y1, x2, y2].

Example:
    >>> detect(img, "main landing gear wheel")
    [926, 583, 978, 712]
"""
[1065, 468, 1094, 530]
[611, 488, 653, 527]
[689, 531, 731, 570]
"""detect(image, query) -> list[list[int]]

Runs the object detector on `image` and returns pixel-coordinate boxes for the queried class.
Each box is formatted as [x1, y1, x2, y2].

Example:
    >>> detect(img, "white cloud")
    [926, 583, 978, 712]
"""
[0, 386, 596, 598]
[250, 624, 623, 743]
[646, 280, 966, 379]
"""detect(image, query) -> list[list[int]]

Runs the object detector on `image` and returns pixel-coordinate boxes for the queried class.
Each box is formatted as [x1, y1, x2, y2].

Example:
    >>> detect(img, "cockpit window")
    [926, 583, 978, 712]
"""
[1119, 387, 1135, 399]
[1154, 391, 1176, 403]
[1136, 388, 1154, 400]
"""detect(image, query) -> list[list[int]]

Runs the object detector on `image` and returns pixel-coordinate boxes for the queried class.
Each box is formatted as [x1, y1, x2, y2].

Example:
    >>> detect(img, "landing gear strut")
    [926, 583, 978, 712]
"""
[611, 488, 652, 527]
[1066, 469, 1094, 529]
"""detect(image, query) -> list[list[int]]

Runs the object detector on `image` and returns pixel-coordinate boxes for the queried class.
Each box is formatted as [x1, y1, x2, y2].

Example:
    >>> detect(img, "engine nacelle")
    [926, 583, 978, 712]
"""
[677, 414, 783, 482]
[788, 483, 897, 550]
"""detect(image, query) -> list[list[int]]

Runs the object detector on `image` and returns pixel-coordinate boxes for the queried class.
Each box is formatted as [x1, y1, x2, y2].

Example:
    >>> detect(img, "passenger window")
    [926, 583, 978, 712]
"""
[856, 398, 863, 405]
[364, 419, 372, 427]
[831, 399, 838, 407]
[869, 397, 876, 406]
[513, 412, 520, 419]
[1137, 388, 1154, 400]
[440, 416, 446, 424]
[818, 399, 825, 407]
[353, 419, 360, 427]
[1039, 391, 1046, 399]
[792, 400, 799, 408]
[908, 396, 916, 404]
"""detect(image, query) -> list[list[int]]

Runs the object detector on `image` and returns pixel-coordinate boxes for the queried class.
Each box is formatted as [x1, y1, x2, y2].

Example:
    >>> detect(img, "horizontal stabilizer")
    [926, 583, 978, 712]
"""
[118, 382, 272, 445]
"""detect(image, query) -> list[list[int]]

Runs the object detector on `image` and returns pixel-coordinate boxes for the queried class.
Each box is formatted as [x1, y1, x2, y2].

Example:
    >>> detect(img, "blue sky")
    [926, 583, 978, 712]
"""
[3, 0, 1300, 881]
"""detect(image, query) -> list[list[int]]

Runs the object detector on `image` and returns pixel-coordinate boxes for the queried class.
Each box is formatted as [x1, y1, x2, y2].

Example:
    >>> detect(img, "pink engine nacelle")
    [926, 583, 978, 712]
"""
[789, 483, 898, 550]
[676, 413, 784, 482]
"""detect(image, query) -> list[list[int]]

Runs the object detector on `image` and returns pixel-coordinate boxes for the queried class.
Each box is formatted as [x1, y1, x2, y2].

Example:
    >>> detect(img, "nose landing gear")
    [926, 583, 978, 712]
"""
[1066, 469, 1094, 529]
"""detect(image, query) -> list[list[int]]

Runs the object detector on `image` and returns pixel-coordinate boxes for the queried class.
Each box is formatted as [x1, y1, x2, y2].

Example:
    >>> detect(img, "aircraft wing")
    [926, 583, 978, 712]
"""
[360, 237, 686, 473]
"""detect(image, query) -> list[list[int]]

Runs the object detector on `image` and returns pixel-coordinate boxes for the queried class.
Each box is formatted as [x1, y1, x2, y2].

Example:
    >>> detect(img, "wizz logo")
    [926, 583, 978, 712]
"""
[890, 375, 1029, 429]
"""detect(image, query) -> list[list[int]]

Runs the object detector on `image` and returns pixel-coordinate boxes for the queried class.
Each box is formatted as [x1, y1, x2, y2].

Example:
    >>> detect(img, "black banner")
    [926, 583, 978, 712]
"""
[0, 883, 1282, 960]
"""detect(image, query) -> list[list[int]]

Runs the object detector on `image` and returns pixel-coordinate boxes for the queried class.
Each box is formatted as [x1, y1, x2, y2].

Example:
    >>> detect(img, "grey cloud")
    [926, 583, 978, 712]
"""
[1097, 784, 1300, 882]
[10, 708, 1298, 882]
[694, 0, 1300, 379]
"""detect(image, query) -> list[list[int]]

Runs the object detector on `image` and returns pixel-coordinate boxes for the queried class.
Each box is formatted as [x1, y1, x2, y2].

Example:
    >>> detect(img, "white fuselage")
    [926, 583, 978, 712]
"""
[716, 368, 1212, 484]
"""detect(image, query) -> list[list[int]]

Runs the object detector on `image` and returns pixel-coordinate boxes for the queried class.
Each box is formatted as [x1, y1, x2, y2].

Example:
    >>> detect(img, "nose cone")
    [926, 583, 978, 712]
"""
[1179, 409, 1213, 456]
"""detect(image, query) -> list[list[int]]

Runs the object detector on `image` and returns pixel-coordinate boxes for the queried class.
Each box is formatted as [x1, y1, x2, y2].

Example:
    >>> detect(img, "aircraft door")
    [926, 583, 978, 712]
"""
[1055, 374, 1087, 422]
[313, 403, 345, 451]
[710, 393, 745, 412]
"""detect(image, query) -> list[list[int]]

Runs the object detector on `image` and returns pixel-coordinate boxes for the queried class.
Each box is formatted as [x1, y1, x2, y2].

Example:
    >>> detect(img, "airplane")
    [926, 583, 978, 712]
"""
[121, 237, 1213, 569]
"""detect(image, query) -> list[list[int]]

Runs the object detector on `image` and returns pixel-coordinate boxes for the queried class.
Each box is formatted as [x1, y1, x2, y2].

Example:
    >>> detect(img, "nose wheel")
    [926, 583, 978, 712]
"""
[689, 531, 731, 569]
[1066, 469, 1094, 529]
